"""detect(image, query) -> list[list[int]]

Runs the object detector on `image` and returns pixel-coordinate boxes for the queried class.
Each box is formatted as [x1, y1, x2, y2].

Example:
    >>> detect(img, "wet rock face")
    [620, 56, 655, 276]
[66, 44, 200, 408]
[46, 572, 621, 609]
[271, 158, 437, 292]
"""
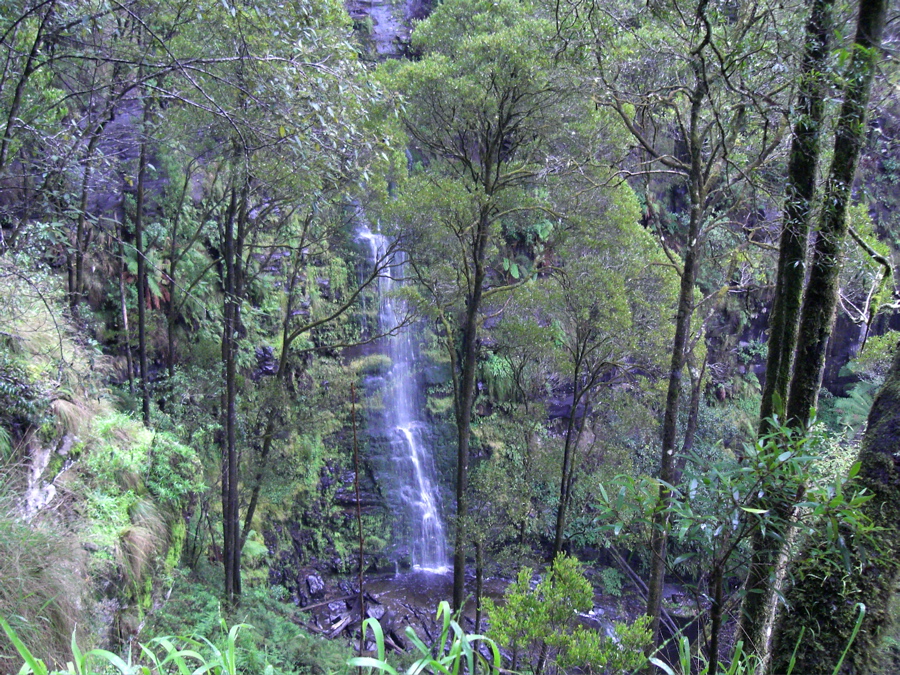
[345, 0, 434, 58]
[307, 573, 326, 597]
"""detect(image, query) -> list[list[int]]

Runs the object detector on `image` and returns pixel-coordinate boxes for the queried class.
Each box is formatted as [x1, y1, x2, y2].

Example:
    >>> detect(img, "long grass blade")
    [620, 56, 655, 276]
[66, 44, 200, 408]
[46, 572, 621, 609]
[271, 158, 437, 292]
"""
[0, 617, 48, 675]
[831, 603, 866, 675]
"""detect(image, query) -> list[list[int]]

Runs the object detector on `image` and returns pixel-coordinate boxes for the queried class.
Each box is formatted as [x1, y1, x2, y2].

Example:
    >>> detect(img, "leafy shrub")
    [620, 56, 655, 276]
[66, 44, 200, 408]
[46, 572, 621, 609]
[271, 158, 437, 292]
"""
[484, 555, 650, 674]
[350, 601, 500, 675]
[599, 566, 624, 597]
[144, 576, 353, 675]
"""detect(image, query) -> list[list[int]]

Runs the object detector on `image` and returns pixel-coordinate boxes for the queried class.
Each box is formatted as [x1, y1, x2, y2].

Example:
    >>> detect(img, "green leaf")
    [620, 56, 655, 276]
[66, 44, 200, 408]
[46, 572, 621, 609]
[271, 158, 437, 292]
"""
[0, 617, 49, 675]
[649, 657, 678, 675]
[347, 657, 400, 675]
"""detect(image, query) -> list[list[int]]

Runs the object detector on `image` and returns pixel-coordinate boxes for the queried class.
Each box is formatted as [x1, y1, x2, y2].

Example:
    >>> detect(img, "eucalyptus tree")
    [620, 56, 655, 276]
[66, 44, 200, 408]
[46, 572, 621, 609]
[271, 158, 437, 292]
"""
[379, 0, 623, 608]
[738, 0, 837, 655]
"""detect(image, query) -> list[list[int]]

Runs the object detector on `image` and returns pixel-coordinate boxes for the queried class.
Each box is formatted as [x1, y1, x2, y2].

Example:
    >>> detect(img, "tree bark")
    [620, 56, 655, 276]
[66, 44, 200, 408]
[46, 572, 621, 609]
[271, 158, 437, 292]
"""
[740, 0, 835, 654]
[221, 186, 241, 604]
[554, 362, 583, 557]
[135, 103, 150, 426]
[770, 343, 900, 675]
[452, 208, 489, 611]
[646, 60, 707, 646]
[117, 219, 134, 395]
[474, 539, 484, 634]
[759, 0, 887, 668]
[785, 0, 886, 428]
[757, 0, 834, 433]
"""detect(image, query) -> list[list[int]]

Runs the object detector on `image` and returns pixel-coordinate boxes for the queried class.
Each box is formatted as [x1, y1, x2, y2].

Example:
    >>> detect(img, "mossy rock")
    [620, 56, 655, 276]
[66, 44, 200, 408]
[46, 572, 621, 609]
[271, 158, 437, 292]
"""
[355, 354, 393, 376]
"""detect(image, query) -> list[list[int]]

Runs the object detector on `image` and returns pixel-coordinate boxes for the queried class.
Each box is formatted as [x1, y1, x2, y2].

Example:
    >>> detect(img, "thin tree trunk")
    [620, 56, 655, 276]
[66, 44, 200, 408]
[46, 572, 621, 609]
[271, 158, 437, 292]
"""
[646, 63, 707, 646]
[708, 563, 724, 675]
[135, 103, 150, 426]
[72, 132, 101, 309]
[452, 210, 489, 611]
[117, 219, 134, 395]
[554, 366, 582, 557]
[352, 383, 365, 657]
[474, 539, 484, 634]
[166, 172, 191, 380]
[221, 186, 240, 605]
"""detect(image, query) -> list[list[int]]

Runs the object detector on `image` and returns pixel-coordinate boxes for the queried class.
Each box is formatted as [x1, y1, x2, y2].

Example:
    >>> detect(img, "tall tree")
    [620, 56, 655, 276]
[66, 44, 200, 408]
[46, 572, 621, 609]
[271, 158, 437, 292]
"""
[740, 0, 888, 662]
[584, 0, 789, 643]
[382, 0, 616, 608]
[538, 194, 677, 556]
[739, 0, 837, 653]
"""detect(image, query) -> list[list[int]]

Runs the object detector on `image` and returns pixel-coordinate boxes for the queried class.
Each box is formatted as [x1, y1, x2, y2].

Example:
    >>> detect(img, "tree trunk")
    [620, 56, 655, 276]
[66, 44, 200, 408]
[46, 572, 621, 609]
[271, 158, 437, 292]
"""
[761, 0, 887, 668]
[474, 539, 484, 634]
[221, 186, 241, 604]
[757, 0, 835, 432]
[72, 133, 101, 310]
[708, 562, 724, 675]
[785, 0, 886, 428]
[770, 344, 900, 675]
[554, 367, 582, 557]
[452, 209, 489, 611]
[740, 0, 836, 654]
[135, 105, 150, 426]
[117, 220, 134, 395]
[646, 63, 707, 646]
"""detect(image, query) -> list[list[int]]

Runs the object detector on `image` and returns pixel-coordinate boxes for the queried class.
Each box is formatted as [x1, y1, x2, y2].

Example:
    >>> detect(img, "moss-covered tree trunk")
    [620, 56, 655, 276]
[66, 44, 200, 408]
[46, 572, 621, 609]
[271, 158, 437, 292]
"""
[135, 102, 151, 426]
[221, 185, 241, 604]
[740, 0, 835, 655]
[770, 343, 900, 674]
[763, 0, 888, 666]
[757, 0, 834, 432]
[784, 0, 886, 427]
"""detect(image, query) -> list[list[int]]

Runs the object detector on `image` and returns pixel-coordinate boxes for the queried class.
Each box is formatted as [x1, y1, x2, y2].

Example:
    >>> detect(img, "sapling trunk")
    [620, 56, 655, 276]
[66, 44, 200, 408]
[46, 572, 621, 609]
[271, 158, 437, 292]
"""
[352, 383, 365, 657]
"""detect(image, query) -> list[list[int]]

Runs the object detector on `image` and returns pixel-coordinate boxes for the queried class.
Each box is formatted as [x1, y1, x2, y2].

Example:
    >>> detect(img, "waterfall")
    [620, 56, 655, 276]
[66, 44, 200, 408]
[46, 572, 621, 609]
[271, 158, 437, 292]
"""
[359, 225, 449, 573]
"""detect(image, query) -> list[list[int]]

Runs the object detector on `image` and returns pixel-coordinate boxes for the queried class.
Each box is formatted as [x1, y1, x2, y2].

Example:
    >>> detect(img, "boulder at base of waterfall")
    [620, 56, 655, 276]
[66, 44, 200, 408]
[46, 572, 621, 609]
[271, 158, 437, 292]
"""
[306, 573, 326, 597]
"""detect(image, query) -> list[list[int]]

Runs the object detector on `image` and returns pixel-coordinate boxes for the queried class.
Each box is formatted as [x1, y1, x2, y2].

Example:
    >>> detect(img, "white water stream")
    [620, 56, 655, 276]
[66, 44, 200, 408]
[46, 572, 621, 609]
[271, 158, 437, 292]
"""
[360, 226, 449, 573]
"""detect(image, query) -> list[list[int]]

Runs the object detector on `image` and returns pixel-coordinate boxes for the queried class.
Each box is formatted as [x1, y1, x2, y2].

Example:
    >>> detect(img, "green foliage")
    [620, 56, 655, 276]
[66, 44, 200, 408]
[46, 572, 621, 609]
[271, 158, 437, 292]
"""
[598, 566, 624, 598]
[349, 601, 500, 675]
[144, 577, 352, 675]
[595, 420, 876, 625]
[484, 555, 650, 674]
[0, 350, 46, 436]
[1, 612, 290, 675]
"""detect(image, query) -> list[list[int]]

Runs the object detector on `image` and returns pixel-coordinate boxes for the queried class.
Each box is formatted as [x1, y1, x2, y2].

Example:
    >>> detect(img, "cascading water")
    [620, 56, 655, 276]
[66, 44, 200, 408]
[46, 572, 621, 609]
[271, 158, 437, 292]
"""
[359, 226, 449, 573]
